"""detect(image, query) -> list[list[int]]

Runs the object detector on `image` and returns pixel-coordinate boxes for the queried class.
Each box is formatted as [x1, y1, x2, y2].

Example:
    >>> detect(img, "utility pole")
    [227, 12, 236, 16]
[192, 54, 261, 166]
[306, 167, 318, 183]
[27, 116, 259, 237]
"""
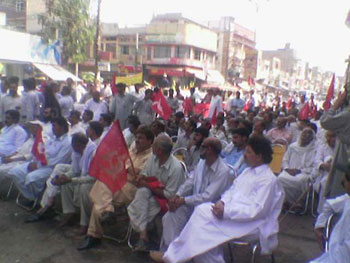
[94, 0, 102, 85]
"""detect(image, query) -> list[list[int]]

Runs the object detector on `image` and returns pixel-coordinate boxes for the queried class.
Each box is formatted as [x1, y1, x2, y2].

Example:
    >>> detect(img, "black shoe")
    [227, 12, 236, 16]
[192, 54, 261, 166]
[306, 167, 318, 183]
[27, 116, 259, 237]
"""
[25, 207, 56, 223]
[77, 236, 101, 251]
[101, 211, 116, 226]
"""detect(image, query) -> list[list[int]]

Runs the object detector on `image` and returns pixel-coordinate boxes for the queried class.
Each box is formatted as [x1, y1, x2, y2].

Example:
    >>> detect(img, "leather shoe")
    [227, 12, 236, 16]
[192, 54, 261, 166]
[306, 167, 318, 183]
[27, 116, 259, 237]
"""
[77, 235, 101, 251]
[100, 211, 116, 226]
[25, 208, 56, 223]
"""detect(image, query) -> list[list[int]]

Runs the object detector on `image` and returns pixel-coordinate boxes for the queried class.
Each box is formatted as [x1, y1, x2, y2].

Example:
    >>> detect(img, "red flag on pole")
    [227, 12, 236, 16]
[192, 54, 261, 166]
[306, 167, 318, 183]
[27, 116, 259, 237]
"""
[211, 107, 217, 125]
[193, 103, 210, 118]
[323, 74, 335, 110]
[299, 102, 310, 120]
[89, 121, 131, 193]
[248, 76, 255, 86]
[183, 97, 194, 116]
[31, 126, 47, 166]
[152, 89, 172, 120]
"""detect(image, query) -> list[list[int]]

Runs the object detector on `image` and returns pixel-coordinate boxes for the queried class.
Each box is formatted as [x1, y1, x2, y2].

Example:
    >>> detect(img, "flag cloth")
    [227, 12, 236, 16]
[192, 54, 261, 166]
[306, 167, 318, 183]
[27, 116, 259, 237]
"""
[89, 121, 131, 193]
[193, 103, 210, 118]
[31, 126, 47, 166]
[243, 99, 252, 111]
[286, 97, 293, 110]
[211, 107, 217, 126]
[152, 89, 172, 120]
[183, 97, 194, 116]
[248, 76, 255, 86]
[145, 176, 168, 215]
[323, 74, 335, 110]
[299, 102, 310, 120]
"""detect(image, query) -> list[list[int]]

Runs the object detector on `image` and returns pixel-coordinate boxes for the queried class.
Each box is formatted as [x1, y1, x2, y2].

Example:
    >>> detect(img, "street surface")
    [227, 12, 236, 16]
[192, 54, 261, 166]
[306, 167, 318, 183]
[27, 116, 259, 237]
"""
[0, 186, 322, 263]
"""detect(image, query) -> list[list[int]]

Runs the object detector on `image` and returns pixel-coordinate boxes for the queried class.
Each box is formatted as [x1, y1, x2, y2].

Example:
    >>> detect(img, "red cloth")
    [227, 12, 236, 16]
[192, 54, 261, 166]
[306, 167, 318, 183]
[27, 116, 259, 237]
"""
[111, 74, 117, 95]
[243, 99, 252, 111]
[145, 176, 168, 214]
[152, 89, 172, 120]
[211, 107, 217, 125]
[89, 121, 130, 193]
[193, 103, 210, 118]
[183, 97, 193, 116]
[31, 126, 47, 166]
[248, 76, 255, 86]
[323, 74, 335, 110]
[299, 102, 310, 120]
[286, 98, 294, 110]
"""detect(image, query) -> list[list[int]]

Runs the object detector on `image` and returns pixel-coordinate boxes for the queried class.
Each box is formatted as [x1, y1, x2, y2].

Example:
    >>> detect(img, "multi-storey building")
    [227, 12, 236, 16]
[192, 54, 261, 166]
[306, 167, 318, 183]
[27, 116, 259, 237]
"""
[0, 0, 26, 31]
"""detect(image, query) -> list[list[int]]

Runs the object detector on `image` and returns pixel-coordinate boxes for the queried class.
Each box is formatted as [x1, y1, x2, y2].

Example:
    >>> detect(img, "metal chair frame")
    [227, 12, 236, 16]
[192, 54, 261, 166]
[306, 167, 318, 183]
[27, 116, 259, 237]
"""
[228, 241, 275, 263]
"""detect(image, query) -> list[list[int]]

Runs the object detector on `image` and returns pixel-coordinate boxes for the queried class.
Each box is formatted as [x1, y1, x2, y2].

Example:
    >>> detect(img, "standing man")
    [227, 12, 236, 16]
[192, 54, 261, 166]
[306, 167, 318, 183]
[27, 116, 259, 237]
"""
[21, 78, 39, 122]
[84, 91, 108, 121]
[231, 91, 245, 113]
[167, 89, 179, 113]
[208, 88, 222, 119]
[109, 83, 137, 130]
[0, 76, 21, 126]
[134, 89, 154, 126]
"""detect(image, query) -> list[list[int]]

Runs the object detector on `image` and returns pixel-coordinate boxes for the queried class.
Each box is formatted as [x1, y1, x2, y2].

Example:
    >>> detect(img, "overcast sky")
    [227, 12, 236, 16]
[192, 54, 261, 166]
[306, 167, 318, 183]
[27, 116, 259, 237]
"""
[95, 0, 350, 76]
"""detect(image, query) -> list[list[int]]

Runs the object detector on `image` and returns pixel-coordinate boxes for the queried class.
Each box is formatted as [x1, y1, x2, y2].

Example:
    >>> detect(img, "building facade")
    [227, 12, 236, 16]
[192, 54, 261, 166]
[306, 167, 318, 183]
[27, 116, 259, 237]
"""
[0, 0, 26, 31]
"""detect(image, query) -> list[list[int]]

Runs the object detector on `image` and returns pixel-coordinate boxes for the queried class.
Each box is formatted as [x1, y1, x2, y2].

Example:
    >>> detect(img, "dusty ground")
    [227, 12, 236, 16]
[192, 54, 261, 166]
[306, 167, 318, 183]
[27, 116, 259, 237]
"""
[0, 186, 322, 263]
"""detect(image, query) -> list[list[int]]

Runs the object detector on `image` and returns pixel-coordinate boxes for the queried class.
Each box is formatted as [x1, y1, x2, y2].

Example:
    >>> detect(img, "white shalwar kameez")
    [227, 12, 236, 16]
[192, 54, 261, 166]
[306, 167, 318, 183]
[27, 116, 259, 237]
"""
[0, 124, 28, 157]
[310, 194, 350, 263]
[160, 158, 231, 252]
[277, 139, 317, 204]
[163, 164, 285, 263]
[9, 134, 72, 200]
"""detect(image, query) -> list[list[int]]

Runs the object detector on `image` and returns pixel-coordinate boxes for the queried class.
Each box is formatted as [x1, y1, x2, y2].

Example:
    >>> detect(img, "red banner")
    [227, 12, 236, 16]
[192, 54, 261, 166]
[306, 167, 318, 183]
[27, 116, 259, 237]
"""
[152, 89, 172, 120]
[31, 126, 47, 166]
[193, 103, 210, 118]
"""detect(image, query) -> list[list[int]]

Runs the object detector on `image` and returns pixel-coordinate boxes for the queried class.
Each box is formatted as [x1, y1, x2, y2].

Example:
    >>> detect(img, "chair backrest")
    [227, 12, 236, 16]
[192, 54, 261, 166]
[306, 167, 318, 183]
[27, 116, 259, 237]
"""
[179, 161, 188, 178]
[269, 144, 286, 175]
[172, 147, 187, 162]
[325, 212, 341, 252]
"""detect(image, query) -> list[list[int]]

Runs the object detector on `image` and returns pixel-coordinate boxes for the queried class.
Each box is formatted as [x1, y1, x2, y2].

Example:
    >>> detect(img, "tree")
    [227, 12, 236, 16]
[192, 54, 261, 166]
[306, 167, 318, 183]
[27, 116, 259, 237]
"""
[39, 0, 95, 67]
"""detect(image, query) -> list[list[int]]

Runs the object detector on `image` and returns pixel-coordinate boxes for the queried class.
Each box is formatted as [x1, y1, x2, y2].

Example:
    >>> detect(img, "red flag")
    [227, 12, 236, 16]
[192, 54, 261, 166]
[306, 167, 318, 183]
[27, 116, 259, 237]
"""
[111, 74, 117, 95]
[299, 102, 310, 120]
[323, 74, 335, 110]
[152, 89, 172, 120]
[243, 99, 252, 111]
[193, 103, 210, 118]
[31, 126, 47, 166]
[211, 107, 217, 125]
[89, 121, 131, 193]
[286, 97, 293, 110]
[248, 76, 255, 86]
[146, 176, 168, 214]
[183, 97, 194, 116]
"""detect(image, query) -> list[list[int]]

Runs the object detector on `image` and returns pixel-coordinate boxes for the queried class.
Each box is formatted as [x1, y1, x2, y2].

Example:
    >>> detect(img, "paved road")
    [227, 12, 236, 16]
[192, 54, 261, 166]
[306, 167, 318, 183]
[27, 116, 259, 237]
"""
[0, 188, 322, 263]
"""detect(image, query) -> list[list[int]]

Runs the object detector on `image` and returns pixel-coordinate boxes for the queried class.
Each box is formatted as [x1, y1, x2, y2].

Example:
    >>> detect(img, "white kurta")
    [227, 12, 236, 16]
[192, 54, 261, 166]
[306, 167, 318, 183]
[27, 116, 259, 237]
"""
[208, 95, 223, 118]
[311, 194, 350, 263]
[0, 124, 28, 157]
[278, 141, 317, 204]
[0, 95, 22, 122]
[59, 95, 74, 119]
[84, 99, 108, 121]
[163, 164, 285, 263]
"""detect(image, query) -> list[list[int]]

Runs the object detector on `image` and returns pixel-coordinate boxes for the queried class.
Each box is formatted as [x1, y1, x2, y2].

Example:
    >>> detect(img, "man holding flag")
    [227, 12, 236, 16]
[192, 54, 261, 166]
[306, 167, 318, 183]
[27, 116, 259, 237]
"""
[78, 125, 154, 250]
[9, 117, 72, 203]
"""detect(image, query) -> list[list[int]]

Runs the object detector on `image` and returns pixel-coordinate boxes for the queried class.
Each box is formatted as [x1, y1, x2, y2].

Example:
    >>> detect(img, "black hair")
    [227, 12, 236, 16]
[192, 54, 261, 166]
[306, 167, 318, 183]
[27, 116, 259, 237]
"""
[247, 136, 273, 164]
[187, 119, 197, 131]
[116, 83, 126, 89]
[136, 125, 155, 143]
[306, 122, 318, 134]
[69, 110, 81, 120]
[88, 121, 104, 137]
[175, 111, 185, 119]
[52, 117, 69, 133]
[61, 85, 72, 96]
[5, 109, 20, 123]
[83, 110, 94, 120]
[231, 127, 250, 138]
[100, 113, 113, 126]
[23, 77, 36, 90]
[194, 127, 210, 138]
[8, 76, 19, 85]
[127, 115, 141, 128]
[71, 132, 89, 146]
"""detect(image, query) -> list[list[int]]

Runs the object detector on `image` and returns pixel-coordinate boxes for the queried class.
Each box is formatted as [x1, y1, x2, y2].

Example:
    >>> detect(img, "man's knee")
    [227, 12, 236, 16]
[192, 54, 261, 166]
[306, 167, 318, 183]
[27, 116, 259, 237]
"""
[134, 187, 152, 199]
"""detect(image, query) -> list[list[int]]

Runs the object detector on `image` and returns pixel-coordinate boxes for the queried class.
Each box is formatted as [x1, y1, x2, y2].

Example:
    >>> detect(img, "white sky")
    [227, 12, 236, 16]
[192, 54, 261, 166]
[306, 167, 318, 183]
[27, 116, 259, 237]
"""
[95, 0, 350, 76]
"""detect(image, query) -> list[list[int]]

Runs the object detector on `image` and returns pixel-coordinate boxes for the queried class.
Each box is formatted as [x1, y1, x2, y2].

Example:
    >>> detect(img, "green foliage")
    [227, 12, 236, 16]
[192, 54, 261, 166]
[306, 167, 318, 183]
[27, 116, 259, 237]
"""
[39, 0, 95, 65]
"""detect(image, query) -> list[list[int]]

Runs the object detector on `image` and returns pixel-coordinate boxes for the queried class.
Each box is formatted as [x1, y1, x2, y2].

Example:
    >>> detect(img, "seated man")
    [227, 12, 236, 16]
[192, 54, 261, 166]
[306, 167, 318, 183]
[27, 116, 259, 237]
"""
[221, 128, 250, 177]
[278, 128, 317, 209]
[266, 116, 292, 145]
[81, 109, 93, 130]
[158, 136, 284, 263]
[0, 110, 28, 158]
[172, 119, 196, 153]
[9, 117, 72, 202]
[313, 131, 336, 213]
[127, 135, 185, 251]
[183, 127, 209, 172]
[68, 110, 86, 135]
[78, 126, 154, 250]
[311, 174, 350, 263]
[210, 113, 228, 144]
[151, 137, 230, 259]
[122, 115, 141, 148]
[51, 133, 96, 231]
[86, 121, 104, 146]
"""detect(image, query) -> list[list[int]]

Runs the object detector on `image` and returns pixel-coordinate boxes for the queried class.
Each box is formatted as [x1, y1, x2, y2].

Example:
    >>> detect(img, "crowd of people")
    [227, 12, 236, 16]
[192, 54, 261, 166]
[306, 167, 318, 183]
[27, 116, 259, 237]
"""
[0, 74, 348, 262]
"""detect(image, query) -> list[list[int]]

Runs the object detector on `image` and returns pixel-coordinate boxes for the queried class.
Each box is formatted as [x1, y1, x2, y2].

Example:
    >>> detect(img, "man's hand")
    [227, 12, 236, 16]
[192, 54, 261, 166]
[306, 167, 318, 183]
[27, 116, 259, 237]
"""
[2, 157, 13, 164]
[285, 168, 301, 176]
[212, 201, 225, 219]
[27, 162, 38, 172]
[168, 196, 179, 212]
[314, 228, 325, 251]
[136, 176, 149, 188]
[51, 174, 71, 186]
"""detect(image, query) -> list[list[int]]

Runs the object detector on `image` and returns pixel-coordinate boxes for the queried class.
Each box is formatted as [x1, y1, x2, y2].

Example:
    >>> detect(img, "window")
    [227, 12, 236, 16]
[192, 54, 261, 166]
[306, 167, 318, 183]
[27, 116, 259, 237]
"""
[147, 47, 152, 60]
[16, 0, 25, 12]
[175, 46, 190, 58]
[121, 46, 129, 55]
[154, 46, 171, 58]
[120, 37, 130, 42]
[106, 37, 116, 41]
[194, 49, 201, 60]
[106, 43, 117, 58]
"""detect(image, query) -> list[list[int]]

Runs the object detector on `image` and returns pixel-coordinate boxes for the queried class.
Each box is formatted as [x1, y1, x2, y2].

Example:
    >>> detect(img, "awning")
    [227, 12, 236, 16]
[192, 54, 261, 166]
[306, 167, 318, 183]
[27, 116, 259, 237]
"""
[33, 63, 81, 82]
[207, 69, 225, 85]
[185, 68, 206, 80]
